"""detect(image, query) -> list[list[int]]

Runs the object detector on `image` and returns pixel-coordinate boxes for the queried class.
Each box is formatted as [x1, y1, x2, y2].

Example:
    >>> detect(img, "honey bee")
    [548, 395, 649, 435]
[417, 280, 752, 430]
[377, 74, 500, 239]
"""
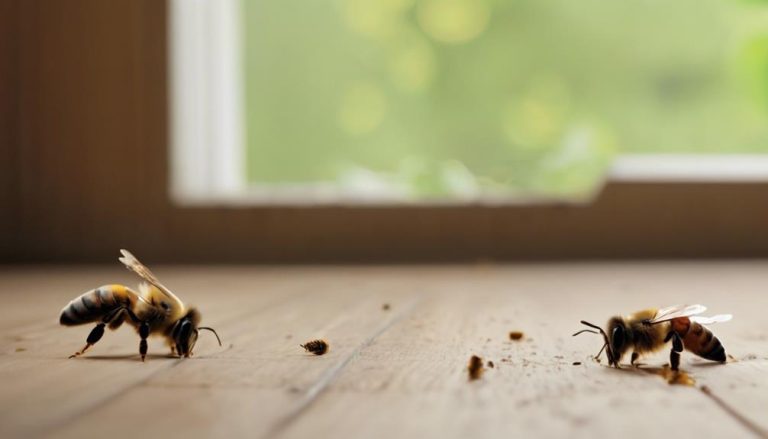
[59, 249, 221, 361]
[573, 304, 731, 371]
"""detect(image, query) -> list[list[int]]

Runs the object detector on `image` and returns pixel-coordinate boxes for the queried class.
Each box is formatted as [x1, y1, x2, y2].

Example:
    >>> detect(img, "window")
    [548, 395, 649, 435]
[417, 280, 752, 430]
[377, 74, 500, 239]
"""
[170, 0, 768, 205]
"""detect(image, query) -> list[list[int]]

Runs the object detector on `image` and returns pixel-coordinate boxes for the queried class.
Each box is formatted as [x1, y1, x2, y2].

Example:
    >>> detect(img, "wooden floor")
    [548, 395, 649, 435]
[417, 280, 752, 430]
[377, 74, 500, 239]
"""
[1, 262, 767, 439]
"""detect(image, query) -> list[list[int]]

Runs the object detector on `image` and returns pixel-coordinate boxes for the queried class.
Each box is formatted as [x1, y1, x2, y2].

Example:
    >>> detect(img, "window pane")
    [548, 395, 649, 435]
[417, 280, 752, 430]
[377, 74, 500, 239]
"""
[241, 0, 768, 199]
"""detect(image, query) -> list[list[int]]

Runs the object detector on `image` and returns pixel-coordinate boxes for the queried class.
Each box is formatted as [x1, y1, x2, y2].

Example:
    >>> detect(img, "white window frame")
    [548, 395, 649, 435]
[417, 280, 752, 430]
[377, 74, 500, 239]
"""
[169, 0, 245, 204]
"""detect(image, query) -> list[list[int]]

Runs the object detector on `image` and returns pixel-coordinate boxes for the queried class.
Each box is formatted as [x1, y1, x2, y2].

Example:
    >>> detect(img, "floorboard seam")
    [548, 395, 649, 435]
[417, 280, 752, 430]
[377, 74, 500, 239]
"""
[264, 298, 422, 438]
[699, 385, 768, 439]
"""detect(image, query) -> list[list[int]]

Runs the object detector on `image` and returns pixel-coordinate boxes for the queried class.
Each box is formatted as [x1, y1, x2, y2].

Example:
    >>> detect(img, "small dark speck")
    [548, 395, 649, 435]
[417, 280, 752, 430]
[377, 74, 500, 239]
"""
[285, 335, 293, 340]
[288, 386, 301, 393]
[572, 362, 582, 366]
[487, 360, 494, 368]
[382, 303, 391, 311]
[15, 347, 26, 352]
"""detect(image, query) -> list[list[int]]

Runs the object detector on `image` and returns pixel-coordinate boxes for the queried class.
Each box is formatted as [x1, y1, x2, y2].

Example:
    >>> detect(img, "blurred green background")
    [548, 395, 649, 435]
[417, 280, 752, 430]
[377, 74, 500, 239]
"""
[242, 0, 768, 199]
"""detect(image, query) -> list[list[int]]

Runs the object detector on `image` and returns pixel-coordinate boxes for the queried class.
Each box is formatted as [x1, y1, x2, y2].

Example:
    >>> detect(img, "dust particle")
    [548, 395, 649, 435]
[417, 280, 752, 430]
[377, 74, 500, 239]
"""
[509, 331, 524, 341]
[468, 355, 484, 381]
[572, 361, 581, 366]
[487, 360, 494, 368]
[15, 347, 26, 352]
[382, 303, 390, 311]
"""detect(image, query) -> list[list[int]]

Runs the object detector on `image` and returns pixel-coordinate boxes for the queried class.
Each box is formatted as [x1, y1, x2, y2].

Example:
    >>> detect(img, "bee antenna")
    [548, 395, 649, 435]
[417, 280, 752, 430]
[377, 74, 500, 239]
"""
[572, 329, 599, 337]
[198, 327, 222, 346]
[577, 320, 617, 367]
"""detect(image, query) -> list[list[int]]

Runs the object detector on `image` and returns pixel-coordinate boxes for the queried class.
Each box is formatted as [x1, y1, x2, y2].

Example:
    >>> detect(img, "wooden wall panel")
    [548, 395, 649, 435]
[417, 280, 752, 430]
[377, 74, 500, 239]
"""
[0, 0, 20, 259]
[11, 0, 169, 262]
[3, 0, 768, 263]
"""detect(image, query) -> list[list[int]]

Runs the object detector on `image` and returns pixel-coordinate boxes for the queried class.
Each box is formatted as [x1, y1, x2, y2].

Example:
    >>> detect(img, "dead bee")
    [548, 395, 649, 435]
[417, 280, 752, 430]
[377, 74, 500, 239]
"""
[574, 304, 731, 371]
[468, 355, 484, 380]
[509, 331, 524, 341]
[301, 339, 329, 355]
[59, 249, 221, 361]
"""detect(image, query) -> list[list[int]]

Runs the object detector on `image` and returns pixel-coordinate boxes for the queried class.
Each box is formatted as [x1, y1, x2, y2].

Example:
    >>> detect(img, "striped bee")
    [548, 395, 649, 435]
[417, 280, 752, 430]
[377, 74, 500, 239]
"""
[574, 304, 731, 370]
[59, 250, 221, 361]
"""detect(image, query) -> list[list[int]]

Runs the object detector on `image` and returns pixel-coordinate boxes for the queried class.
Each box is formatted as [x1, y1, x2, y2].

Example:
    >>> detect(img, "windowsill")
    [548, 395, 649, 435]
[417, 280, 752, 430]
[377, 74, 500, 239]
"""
[171, 154, 768, 207]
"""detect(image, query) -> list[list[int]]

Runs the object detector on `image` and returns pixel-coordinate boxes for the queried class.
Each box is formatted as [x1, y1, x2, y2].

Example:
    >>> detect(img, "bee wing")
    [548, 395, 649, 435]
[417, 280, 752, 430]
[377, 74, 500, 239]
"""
[118, 249, 183, 307]
[690, 314, 733, 325]
[647, 304, 707, 324]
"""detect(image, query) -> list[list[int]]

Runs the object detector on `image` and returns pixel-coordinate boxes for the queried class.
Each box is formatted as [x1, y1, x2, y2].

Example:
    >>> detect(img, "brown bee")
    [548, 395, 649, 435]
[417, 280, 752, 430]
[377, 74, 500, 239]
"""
[467, 355, 484, 380]
[574, 304, 731, 370]
[59, 250, 221, 361]
[301, 339, 329, 355]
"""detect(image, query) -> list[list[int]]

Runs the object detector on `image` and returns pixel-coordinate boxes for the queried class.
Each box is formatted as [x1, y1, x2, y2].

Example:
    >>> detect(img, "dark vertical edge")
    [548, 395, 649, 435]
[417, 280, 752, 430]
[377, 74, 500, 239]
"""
[0, 0, 21, 261]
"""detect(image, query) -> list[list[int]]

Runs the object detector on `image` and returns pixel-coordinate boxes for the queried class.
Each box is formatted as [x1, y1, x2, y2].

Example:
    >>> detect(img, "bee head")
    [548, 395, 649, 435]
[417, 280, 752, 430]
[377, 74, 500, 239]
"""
[606, 317, 629, 365]
[172, 308, 222, 357]
[573, 318, 624, 367]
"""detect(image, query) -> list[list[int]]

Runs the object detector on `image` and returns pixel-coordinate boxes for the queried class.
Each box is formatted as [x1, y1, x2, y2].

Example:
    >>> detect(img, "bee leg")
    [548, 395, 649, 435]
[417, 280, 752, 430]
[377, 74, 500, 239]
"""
[631, 352, 640, 367]
[667, 331, 684, 371]
[69, 323, 106, 358]
[138, 321, 150, 362]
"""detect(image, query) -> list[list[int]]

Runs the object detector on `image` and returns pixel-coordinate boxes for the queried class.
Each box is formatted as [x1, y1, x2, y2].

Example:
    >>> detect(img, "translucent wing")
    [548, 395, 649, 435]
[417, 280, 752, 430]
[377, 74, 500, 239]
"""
[118, 249, 183, 308]
[647, 304, 707, 324]
[690, 314, 733, 325]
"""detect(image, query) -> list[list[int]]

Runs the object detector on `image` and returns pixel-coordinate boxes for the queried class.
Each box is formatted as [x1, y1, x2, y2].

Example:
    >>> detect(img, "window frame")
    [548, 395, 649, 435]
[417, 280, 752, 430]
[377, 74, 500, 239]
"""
[5, 0, 768, 264]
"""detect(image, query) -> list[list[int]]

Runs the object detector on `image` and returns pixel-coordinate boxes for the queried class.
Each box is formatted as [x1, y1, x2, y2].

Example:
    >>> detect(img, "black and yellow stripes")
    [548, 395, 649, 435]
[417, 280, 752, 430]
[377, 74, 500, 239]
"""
[681, 321, 726, 363]
[59, 285, 136, 326]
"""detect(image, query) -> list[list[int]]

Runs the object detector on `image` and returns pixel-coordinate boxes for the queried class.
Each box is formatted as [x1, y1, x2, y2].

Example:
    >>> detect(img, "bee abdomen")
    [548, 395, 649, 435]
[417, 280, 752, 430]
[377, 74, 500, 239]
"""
[59, 285, 134, 326]
[684, 322, 726, 363]
[699, 333, 726, 362]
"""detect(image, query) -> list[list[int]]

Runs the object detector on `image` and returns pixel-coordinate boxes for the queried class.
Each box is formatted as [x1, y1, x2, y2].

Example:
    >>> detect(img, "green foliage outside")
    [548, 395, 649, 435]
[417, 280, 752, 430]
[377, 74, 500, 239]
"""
[242, 0, 768, 199]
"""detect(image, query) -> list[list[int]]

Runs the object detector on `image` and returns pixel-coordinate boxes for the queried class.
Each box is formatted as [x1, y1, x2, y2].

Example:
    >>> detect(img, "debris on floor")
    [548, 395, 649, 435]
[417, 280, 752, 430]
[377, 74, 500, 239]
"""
[637, 365, 695, 386]
[468, 355, 484, 380]
[509, 331, 524, 341]
[300, 339, 329, 356]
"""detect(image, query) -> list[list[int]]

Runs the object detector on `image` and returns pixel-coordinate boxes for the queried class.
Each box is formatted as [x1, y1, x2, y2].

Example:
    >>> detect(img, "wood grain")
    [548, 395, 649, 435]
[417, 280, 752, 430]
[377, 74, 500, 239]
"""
[0, 262, 766, 438]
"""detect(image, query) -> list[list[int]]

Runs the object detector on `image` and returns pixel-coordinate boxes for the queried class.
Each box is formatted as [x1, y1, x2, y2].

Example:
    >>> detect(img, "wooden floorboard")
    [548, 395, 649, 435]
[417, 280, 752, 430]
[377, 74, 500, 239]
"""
[1, 263, 767, 439]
